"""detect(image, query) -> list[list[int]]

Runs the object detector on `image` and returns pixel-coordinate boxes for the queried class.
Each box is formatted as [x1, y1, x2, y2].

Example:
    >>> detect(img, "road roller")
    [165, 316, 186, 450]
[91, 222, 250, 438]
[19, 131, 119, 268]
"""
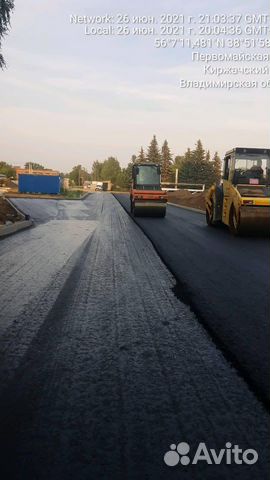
[206, 147, 270, 235]
[130, 163, 167, 217]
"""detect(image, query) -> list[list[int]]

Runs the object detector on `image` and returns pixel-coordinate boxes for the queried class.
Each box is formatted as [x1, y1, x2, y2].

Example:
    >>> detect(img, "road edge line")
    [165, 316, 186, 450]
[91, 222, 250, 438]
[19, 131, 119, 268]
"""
[0, 220, 33, 239]
[168, 202, 205, 215]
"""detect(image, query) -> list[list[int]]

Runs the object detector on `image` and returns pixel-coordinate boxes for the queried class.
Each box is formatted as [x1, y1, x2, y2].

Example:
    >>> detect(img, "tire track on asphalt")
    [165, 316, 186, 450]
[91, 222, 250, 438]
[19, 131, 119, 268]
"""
[0, 194, 269, 480]
[113, 194, 270, 408]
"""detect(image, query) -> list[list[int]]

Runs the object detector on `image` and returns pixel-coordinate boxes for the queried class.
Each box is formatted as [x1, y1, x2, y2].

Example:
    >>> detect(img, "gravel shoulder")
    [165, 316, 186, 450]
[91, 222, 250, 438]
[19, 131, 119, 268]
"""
[167, 191, 206, 210]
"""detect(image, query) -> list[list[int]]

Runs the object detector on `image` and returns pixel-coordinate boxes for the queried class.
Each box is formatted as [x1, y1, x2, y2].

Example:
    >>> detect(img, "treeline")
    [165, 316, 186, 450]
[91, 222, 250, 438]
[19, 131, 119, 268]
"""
[172, 139, 222, 188]
[0, 161, 16, 178]
[86, 136, 221, 190]
[0, 161, 53, 178]
[0, 137, 222, 190]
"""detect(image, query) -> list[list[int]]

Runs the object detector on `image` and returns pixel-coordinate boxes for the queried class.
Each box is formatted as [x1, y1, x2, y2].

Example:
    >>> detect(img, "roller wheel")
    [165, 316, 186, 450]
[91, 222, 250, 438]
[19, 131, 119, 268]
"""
[131, 199, 137, 215]
[133, 205, 138, 217]
[229, 207, 240, 235]
[206, 201, 215, 226]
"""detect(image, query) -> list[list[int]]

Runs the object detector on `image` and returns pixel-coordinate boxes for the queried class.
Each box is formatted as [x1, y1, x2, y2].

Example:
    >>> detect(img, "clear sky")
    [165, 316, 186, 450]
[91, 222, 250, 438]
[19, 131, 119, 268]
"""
[0, 0, 269, 172]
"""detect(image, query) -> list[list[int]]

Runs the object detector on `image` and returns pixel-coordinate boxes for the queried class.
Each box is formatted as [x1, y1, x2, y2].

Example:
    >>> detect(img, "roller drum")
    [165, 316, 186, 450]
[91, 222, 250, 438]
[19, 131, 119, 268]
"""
[238, 206, 270, 234]
[133, 201, 166, 217]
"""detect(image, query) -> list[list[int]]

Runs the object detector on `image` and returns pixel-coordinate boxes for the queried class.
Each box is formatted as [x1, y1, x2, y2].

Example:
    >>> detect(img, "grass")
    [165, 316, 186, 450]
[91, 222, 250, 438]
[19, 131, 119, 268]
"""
[62, 190, 83, 199]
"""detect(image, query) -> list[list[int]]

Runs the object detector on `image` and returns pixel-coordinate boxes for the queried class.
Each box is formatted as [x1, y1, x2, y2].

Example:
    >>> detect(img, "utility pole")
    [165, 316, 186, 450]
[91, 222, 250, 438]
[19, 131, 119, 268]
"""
[175, 168, 179, 190]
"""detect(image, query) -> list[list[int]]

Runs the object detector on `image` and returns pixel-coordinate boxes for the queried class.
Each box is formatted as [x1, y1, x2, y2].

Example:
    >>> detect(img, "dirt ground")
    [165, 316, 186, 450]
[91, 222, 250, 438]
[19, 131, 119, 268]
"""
[0, 197, 22, 225]
[5, 193, 66, 200]
[167, 190, 206, 211]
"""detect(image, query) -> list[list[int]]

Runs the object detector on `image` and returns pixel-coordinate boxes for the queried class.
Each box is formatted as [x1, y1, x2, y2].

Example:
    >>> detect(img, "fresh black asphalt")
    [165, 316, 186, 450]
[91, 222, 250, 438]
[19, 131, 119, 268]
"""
[115, 194, 270, 404]
[0, 194, 268, 480]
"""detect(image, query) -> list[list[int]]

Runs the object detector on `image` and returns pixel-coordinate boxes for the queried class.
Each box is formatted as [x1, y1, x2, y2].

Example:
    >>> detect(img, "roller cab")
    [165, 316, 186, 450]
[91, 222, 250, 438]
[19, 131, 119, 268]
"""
[206, 148, 270, 235]
[130, 163, 167, 217]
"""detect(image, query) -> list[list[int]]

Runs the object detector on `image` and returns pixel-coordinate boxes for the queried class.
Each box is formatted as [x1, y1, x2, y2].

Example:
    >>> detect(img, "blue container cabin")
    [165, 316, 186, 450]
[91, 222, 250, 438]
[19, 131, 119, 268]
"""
[18, 174, 61, 195]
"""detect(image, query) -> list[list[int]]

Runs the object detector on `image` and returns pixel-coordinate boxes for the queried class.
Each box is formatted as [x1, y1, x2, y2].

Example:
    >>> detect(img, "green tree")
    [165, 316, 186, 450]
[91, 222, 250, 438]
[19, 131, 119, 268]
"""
[69, 165, 90, 186]
[0, 0, 14, 69]
[178, 158, 199, 184]
[174, 155, 185, 169]
[100, 157, 121, 186]
[185, 148, 193, 161]
[146, 135, 161, 164]
[0, 161, 16, 178]
[24, 162, 45, 170]
[192, 139, 206, 163]
[161, 139, 173, 182]
[212, 152, 222, 184]
[179, 141, 216, 188]
[116, 167, 130, 190]
[126, 161, 134, 179]
[137, 147, 146, 163]
[205, 150, 211, 162]
[91, 160, 103, 181]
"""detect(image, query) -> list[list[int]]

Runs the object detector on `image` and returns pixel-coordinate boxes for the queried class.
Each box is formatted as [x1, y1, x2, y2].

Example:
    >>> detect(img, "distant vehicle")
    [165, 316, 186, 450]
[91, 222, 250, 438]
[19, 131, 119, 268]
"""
[130, 163, 167, 217]
[206, 147, 270, 234]
[83, 181, 91, 190]
[95, 182, 104, 192]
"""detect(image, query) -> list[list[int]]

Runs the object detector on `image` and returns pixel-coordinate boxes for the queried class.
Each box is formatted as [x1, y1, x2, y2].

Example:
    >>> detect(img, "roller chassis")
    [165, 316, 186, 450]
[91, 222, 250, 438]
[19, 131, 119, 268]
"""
[206, 147, 270, 235]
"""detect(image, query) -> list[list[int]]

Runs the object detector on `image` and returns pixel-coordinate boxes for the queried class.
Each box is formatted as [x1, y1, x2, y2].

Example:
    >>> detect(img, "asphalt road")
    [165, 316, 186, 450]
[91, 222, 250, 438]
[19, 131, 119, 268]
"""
[0, 194, 269, 480]
[115, 195, 270, 404]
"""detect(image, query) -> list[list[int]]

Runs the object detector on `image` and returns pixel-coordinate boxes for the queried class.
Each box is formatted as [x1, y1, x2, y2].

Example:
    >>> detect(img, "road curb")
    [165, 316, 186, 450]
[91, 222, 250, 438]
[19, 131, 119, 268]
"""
[6, 197, 28, 219]
[63, 191, 92, 200]
[1, 197, 33, 238]
[76, 192, 92, 200]
[0, 193, 92, 239]
[6, 192, 93, 201]
[0, 219, 33, 239]
[168, 202, 205, 215]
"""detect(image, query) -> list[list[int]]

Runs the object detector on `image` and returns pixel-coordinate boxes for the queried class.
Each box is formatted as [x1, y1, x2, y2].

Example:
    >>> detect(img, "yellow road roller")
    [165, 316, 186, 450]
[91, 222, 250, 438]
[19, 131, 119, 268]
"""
[206, 147, 270, 234]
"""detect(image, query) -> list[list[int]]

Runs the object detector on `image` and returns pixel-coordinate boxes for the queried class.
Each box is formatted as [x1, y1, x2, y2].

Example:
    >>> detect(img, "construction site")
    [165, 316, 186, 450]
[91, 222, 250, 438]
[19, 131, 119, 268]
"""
[0, 1, 269, 478]
[0, 146, 269, 480]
